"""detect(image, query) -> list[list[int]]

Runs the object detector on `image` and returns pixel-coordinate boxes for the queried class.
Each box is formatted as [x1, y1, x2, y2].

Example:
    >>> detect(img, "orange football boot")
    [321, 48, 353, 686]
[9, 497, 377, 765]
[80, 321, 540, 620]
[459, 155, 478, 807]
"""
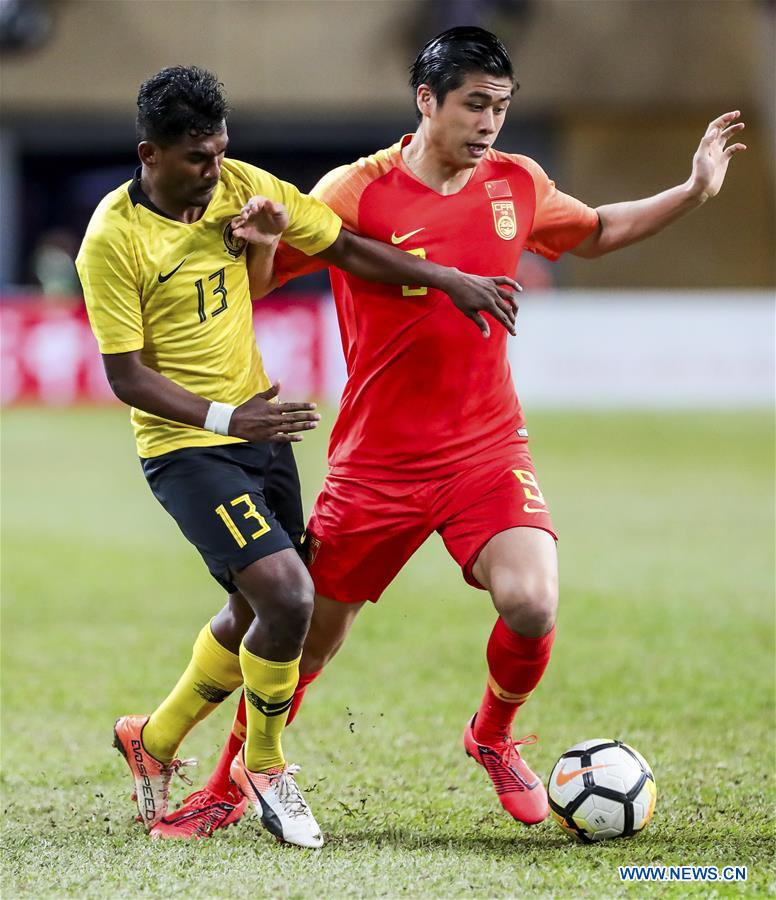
[112, 715, 196, 830]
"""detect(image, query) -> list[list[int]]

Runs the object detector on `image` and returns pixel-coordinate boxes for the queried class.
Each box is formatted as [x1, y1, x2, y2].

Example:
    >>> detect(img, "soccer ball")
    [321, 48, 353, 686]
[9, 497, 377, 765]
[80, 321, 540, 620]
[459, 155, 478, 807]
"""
[548, 739, 656, 842]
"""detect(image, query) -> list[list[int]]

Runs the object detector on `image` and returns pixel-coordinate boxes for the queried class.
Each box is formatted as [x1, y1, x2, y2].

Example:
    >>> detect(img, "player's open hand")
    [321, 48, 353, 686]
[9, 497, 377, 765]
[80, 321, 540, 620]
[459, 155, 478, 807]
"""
[229, 383, 320, 443]
[689, 111, 746, 200]
[445, 272, 521, 338]
[230, 196, 290, 246]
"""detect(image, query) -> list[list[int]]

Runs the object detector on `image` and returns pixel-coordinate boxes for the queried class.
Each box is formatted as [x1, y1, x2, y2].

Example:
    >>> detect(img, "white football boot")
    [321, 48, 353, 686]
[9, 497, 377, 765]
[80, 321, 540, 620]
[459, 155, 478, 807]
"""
[230, 749, 323, 848]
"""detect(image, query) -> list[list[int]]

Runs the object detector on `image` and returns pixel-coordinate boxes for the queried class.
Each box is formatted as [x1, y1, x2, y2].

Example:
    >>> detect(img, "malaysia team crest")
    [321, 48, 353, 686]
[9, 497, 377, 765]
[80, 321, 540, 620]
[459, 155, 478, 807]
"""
[223, 222, 247, 257]
[491, 201, 517, 240]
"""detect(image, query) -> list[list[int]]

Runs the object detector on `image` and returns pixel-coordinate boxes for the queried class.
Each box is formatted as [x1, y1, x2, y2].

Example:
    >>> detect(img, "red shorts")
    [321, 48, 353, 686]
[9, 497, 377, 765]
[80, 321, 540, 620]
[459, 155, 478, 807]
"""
[306, 447, 556, 603]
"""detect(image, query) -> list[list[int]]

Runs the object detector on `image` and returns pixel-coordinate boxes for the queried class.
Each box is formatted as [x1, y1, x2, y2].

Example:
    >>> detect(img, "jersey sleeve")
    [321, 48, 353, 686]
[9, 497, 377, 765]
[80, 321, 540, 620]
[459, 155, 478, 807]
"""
[274, 177, 343, 256]
[238, 162, 342, 258]
[272, 241, 330, 286]
[518, 156, 599, 261]
[272, 163, 365, 287]
[75, 213, 144, 354]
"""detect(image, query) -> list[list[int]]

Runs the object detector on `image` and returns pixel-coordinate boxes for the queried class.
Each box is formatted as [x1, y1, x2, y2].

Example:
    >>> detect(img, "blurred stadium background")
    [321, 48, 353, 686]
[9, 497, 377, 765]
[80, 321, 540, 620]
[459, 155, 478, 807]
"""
[0, 0, 774, 407]
[1, 1, 774, 896]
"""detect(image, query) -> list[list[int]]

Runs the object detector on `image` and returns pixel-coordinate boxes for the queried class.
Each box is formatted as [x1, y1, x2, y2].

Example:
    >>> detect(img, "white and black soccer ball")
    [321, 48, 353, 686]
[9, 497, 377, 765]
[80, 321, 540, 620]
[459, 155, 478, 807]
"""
[548, 739, 656, 842]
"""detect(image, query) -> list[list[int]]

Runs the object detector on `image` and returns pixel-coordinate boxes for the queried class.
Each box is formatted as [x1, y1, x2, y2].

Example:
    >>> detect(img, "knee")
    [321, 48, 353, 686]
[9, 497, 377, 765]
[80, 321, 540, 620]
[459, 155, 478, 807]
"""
[492, 573, 558, 638]
[268, 571, 315, 637]
[226, 592, 256, 633]
[239, 562, 315, 639]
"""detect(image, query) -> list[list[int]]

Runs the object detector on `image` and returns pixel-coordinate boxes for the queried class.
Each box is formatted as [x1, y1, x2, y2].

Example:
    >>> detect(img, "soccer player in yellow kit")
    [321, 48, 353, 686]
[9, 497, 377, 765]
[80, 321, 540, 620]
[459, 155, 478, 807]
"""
[76, 65, 521, 848]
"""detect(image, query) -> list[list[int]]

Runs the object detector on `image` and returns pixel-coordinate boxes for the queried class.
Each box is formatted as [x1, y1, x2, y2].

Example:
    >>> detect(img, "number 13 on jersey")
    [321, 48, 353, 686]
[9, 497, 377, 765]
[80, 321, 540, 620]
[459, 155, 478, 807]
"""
[215, 493, 271, 548]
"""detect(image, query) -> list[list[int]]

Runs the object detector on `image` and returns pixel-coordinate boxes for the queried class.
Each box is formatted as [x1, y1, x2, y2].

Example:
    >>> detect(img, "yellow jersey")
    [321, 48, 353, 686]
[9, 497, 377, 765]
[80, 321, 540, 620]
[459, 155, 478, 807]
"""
[76, 158, 341, 458]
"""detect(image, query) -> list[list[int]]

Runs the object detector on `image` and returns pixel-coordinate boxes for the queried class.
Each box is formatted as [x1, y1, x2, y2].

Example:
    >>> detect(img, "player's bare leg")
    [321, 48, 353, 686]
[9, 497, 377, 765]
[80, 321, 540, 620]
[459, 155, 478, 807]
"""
[300, 595, 366, 672]
[209, 589, 256, 652]
[463, 526, 557, 825]
[282, 594, 366, 726]
[474, 526, 558, 638]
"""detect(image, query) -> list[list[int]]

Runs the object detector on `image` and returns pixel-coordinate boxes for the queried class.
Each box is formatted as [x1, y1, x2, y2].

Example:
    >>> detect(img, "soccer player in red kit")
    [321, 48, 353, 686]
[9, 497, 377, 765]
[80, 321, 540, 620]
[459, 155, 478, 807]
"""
[154, 27, 745, 840]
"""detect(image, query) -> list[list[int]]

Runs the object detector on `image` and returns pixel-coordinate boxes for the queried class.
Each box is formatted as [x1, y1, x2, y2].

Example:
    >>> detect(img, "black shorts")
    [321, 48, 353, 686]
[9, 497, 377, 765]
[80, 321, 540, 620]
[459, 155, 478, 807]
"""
[141, 442, 304, 593]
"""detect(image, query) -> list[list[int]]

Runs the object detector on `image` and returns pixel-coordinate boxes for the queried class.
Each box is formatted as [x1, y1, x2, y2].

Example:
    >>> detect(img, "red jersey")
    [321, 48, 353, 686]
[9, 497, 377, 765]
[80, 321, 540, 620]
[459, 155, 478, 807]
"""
[275, 135, 598, 479]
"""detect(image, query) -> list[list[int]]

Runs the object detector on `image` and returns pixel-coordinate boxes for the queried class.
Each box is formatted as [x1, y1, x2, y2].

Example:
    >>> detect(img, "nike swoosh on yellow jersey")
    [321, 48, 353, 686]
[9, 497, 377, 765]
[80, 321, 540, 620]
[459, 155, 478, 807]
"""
[391, 228, 425, 245]
[158, 258, 188, 283]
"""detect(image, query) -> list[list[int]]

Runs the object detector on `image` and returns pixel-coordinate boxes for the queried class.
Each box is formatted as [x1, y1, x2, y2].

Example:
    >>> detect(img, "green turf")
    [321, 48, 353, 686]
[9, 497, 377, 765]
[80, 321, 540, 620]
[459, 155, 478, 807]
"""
[2, 407, 774, 898]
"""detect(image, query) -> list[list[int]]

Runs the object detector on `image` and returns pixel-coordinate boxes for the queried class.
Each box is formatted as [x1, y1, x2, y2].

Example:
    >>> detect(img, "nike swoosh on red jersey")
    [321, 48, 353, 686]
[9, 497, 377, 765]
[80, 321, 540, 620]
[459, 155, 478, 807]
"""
[391, 228, 424, 244]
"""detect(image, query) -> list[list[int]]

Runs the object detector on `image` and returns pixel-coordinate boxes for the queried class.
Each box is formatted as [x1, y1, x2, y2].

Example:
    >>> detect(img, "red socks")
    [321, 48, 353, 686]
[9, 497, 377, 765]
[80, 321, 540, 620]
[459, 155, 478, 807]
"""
[287, 670, 321, 726]
[204, 620, 549, 795]
[204, 669, 322, 796]
[205, 620, 549, 795]
[206, 693, 248, 795]
[473, 617, 556, 747]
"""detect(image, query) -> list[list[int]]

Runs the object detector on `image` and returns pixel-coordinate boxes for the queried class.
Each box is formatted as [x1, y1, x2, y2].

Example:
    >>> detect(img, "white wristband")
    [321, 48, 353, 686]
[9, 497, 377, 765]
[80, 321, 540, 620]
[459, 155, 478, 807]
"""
[204, 401, 235, 436]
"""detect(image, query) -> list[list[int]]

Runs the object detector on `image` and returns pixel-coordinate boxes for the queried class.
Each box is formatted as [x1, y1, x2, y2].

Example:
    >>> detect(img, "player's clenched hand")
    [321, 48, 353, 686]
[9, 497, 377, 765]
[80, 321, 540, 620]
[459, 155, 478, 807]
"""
[230, 196, 290, 246]
[689, 111, 746, 201]
[229, 383, 320, 443]
[443, 272, 521, 338]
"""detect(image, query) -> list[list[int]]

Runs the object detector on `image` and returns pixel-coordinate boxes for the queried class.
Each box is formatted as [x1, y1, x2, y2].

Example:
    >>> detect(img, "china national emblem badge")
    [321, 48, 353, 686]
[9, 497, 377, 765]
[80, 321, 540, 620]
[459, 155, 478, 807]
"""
[306, 535, 322, 565]
[491, 201, 517, 240]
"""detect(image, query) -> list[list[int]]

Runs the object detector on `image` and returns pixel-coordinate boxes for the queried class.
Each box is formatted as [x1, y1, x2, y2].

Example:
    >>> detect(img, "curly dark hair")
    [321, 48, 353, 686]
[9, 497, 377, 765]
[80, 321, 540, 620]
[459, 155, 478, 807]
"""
[409, 27, 517, 122]
[136, 66, 230, 144]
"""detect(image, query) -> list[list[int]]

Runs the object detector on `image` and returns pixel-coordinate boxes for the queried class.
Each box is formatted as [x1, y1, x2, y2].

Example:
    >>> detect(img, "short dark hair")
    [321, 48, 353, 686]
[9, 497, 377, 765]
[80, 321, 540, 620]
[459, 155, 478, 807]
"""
[136, 66, 230, 144]
[409, 26, 517, 120]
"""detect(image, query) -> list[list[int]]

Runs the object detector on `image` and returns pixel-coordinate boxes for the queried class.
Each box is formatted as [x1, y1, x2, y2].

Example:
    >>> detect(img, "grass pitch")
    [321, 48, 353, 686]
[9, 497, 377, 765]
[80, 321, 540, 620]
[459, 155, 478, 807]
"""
[2, 407, 774, 898]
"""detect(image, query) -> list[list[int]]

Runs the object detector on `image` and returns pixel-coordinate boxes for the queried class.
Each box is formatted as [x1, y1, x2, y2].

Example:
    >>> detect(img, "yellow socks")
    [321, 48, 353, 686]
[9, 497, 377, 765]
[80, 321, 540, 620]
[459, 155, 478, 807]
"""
[143, 622, 243, 764]
[141, 626, 299, 771]
[239, 643, 299, 772]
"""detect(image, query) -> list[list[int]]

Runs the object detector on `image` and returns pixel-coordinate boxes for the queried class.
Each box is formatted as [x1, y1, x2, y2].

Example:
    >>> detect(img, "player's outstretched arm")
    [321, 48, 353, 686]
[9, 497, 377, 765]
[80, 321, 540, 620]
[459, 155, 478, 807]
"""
[318, 228, 521, 338]
[232, 196, 520, 337]
[102, 352, 319, 443]
[572, 111, 747, 259]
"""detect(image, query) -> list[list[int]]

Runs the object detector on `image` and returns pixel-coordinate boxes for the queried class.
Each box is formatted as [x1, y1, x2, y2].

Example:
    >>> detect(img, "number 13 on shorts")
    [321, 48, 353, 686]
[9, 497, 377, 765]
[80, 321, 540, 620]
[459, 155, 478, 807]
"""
[513, 468, 547, 514]
[215, 493, 271, 548]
